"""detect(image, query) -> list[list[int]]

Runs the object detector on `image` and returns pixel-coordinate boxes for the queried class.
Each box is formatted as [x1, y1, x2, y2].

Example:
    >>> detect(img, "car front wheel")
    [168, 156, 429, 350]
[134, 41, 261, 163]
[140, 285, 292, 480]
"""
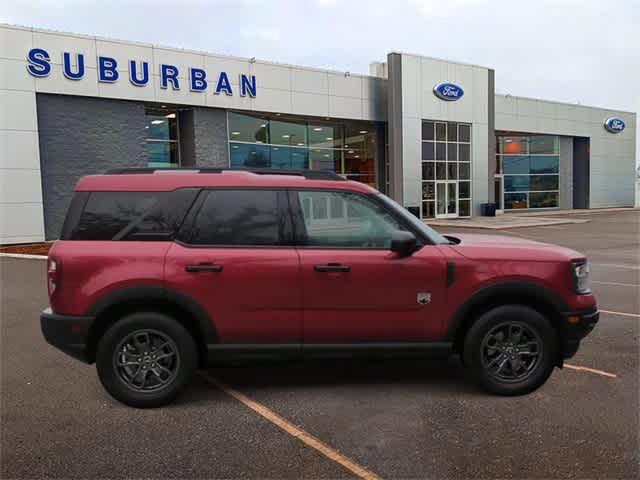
[463, 305, 558, 395]
[96, 312, 197, 408]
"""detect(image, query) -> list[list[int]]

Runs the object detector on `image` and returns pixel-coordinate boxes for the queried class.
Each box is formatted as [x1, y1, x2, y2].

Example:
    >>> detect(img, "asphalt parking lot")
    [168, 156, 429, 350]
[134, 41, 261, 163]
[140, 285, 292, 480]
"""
[1, 210, 638, 479]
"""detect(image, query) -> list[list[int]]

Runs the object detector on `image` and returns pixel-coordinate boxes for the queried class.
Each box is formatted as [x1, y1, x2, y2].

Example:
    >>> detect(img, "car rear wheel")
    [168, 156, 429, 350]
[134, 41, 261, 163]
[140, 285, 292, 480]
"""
[96, 312, 197, 408]
[463, 305, 558, 395]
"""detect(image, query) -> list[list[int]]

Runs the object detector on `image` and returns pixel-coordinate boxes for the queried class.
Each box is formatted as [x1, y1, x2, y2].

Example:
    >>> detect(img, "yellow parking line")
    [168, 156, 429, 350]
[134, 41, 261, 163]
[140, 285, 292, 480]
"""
[600, 309, 640, 318]
[199, 372, 383, 480]
[564, 364, 617, 378]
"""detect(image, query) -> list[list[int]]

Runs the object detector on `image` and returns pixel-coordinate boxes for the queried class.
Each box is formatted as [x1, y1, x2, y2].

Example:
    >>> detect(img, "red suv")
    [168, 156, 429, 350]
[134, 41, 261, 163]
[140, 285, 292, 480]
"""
[41, 168, 598, 407]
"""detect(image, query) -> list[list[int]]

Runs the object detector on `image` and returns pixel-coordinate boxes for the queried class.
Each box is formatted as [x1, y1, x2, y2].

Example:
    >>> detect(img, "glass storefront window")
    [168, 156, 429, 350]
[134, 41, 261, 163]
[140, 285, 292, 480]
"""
[422, 142, 435, 160]
[503, 156, 530, 174]
[530, 135, 559, 154]
[147, 142, 179, 168]
[309, 124, 343, 149]
[228, 112, 269, 143]
[504, 175, 530, 192]
[530, 155, 559, 173]
[230, 143, 271, 168]
[309, 149, 337, 172]
[270, 119, 307, 146]
[498, 136, 528, 154]
[497, 134, 560, 210]
[530, 192, 559, 208]
[504, 193, 528, 209]
[421, 120, 472, 218]
[145, 109, 179, 167]
[227, 112, 377, 187]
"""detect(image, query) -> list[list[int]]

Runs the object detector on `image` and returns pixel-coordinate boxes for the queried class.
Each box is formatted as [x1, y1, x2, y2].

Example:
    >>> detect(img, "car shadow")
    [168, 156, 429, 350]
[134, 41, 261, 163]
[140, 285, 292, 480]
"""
[196, 354, 479, 395]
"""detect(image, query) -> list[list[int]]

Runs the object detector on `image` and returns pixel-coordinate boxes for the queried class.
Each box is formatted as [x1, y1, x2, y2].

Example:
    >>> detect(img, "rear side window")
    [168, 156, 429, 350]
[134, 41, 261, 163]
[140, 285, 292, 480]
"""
[183, 189, 288, 246]
[65, 189, 198, 240]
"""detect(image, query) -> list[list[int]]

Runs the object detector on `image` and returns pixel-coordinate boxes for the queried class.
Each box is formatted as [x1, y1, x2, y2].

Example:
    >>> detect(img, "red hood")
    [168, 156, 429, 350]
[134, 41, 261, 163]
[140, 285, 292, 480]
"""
[443, 232, 586, 262]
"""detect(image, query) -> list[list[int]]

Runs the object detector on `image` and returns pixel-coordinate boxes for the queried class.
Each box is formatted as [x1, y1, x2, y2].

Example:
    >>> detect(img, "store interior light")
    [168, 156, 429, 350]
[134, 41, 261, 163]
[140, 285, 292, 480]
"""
[144, 126, 149, 129]
[161, 105, 167, 108]
[297, 142, 304, 146]
[313, 127, 323, 131]
[232, 145, 238, 149]
[326, 137, 333, 141]
[165, 113, 176, 119]
[323, 154, 329, 158]
[355, 155, 360, 158]
[231, 131, 240, 135]
[260, 123, 267, 127]
[359, 130, 368, 134]
[282, 134, 290, 138]
[151, 120, 164, 125]
[348, 150, 354, 154]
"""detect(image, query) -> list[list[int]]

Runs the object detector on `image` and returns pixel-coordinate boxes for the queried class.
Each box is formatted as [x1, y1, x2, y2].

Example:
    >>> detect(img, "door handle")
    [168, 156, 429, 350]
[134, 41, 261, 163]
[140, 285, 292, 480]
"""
[314, 263, 350, 273]
[185, 263, 223, 273]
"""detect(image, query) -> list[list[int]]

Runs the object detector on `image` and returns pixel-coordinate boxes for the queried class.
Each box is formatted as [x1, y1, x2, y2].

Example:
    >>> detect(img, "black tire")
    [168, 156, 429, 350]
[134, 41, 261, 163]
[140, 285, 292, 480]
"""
[96, 312, 198, 408]
[463, 305, 558, 396]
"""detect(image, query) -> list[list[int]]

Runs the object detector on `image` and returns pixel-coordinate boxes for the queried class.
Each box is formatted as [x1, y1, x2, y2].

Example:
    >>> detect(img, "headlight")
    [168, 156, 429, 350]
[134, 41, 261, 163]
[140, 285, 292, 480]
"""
[572, 261, 591, 294]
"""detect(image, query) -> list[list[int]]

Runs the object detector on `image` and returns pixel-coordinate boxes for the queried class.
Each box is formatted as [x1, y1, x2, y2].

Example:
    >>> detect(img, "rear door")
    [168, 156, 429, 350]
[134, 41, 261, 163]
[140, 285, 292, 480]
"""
[164, 188, 302, 343]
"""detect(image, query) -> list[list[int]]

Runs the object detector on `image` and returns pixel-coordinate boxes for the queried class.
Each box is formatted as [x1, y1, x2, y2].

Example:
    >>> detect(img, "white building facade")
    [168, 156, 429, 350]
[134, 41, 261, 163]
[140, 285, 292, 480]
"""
[0, 24, 636, 243]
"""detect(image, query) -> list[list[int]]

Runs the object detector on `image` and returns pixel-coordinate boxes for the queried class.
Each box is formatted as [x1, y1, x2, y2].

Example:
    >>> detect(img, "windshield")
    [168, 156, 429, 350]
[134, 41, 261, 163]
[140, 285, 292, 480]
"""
[375, 192, 450, 245]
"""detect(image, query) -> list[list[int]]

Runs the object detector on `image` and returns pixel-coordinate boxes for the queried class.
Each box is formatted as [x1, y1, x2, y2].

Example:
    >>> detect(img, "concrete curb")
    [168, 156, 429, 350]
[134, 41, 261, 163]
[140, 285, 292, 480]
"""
[0, 253, 48, 260]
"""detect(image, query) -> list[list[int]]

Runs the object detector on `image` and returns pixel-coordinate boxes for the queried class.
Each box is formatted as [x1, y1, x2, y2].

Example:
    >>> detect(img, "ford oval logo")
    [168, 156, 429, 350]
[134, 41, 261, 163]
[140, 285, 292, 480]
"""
[604, 117, 625, 133]
[433, 82, 464, 101]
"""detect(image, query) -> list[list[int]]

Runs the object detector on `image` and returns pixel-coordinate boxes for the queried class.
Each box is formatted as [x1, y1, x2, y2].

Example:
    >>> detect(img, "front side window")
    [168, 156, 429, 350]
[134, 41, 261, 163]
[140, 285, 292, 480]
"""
[187, 190, 286, 246]
[296, 191, 402, 248]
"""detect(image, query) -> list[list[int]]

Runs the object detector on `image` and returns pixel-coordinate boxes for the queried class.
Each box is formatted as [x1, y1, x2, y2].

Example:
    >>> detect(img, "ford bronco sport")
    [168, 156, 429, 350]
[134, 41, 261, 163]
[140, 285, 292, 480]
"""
[41, 168, 598, 407]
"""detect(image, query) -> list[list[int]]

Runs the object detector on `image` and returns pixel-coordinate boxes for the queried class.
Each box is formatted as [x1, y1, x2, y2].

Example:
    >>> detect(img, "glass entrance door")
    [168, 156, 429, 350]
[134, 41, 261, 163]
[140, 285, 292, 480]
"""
[436, 181, 458, 218]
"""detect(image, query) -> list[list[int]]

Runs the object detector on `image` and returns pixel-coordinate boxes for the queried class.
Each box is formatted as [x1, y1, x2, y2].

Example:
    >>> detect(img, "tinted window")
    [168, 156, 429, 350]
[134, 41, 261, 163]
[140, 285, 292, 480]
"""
[296, 191, 403, 248]
[187, 190, 285, 246]
[70, 189, 198, 240]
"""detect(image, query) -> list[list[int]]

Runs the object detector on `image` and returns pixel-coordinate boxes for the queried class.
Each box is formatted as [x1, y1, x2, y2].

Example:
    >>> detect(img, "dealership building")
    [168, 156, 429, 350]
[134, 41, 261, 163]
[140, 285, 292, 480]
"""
[0, 23, 637, 243]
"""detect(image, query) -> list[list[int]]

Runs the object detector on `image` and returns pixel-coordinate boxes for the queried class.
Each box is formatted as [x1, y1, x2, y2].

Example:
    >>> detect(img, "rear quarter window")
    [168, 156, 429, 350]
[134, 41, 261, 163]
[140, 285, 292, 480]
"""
[64, 189, 198, 241]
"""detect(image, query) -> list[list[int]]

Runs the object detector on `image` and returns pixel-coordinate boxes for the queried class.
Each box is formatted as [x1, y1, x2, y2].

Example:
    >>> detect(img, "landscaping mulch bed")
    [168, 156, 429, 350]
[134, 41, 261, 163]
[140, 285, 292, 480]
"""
[0, 242, 53, 256]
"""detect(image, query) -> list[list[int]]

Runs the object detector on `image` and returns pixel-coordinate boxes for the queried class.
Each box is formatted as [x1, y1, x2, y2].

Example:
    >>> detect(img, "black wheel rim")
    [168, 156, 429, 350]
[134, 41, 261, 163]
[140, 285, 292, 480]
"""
[113, 329, 180, 392]
[480, 321, 542, 383]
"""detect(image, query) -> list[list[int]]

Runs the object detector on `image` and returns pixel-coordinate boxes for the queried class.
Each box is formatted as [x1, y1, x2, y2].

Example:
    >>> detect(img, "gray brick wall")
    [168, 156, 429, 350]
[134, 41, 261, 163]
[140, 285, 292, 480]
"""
[193, 107, 228, 168]
[36, 94, 146, 240]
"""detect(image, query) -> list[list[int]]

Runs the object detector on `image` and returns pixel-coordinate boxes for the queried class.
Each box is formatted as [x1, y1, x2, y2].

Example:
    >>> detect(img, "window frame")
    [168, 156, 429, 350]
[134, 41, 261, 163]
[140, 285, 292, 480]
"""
[175, 187, 295, 248]
[287, 188, 430, 250]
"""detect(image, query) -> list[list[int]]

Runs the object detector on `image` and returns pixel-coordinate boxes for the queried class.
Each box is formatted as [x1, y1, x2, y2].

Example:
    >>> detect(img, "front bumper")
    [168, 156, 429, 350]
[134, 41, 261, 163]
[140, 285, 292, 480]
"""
[40, 308, 94, 363]
[562, 307, 599, 359]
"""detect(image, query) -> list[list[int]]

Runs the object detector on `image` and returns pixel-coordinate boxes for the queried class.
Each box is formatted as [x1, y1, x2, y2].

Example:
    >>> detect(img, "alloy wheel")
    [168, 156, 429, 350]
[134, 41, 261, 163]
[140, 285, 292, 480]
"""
[480, 321, 542, 383]
[113, 329, 180, 392]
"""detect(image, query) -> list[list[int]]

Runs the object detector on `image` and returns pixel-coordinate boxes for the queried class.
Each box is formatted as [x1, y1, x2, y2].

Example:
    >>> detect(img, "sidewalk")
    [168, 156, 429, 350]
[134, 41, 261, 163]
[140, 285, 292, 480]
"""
[426, 207, 638, 229]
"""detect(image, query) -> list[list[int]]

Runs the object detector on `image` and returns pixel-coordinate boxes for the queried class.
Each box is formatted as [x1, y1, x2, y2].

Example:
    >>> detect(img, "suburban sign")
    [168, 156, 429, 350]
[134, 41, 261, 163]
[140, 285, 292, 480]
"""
[603, 117, 625, 134]
[26, 48, 257, 97]
[433, 82, 464, 101]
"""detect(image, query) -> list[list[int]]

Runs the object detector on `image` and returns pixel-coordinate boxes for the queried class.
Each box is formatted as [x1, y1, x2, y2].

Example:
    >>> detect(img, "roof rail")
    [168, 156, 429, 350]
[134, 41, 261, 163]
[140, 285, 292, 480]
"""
[104, 167, 346, 181]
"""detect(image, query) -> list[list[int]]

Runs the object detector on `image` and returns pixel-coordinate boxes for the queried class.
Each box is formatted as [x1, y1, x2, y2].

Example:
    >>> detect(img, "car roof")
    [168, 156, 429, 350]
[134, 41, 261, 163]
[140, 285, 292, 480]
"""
[75, 169, 377, 194]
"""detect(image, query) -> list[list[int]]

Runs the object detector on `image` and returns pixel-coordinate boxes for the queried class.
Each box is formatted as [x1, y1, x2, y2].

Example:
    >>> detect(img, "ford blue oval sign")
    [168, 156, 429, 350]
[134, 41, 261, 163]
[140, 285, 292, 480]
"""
[604, 117, 625, 133]
[433, 82, 464, 101]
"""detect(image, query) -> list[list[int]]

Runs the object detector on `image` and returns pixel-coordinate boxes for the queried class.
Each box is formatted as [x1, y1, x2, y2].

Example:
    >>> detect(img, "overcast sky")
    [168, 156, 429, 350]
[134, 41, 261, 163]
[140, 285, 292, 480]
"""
[3, 0, 638, 164]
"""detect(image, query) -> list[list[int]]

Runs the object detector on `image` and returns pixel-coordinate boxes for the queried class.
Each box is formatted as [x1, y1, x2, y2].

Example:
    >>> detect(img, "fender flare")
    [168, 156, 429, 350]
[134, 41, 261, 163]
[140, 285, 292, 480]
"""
[445, 281, 569, 341]
[85, 285, 217, 344]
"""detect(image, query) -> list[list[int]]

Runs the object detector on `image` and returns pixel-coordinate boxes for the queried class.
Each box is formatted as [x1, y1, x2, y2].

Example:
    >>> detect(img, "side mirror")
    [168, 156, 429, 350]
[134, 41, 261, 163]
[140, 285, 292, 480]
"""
[390, 230, 418, 257]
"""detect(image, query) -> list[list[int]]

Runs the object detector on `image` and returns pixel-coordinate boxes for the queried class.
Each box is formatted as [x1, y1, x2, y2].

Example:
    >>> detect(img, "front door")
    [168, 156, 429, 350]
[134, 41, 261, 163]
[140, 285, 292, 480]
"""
[436, 181, 458, 218]
[165, 189, 302, 343]
[292, 189, 447, 342]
